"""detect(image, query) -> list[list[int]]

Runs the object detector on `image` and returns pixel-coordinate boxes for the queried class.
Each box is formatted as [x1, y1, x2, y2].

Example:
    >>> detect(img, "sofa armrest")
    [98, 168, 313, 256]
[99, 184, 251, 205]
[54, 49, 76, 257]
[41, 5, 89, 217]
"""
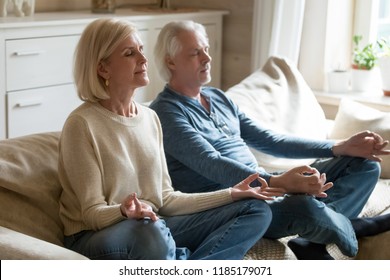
[0, 226, 88, 260]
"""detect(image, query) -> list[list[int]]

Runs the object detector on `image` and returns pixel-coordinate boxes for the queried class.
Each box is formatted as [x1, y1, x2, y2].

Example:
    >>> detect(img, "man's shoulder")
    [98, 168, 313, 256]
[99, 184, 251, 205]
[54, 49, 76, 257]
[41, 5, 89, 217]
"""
[150, 90, 178, 110]
[150, 87, 189, 112]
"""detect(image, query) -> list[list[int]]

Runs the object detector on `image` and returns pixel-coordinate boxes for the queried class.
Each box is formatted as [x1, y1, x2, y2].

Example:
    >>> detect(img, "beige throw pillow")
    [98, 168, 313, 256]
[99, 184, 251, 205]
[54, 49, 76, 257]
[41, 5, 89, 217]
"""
[225, 56, 328, 172]
[0, 132, 64, 245]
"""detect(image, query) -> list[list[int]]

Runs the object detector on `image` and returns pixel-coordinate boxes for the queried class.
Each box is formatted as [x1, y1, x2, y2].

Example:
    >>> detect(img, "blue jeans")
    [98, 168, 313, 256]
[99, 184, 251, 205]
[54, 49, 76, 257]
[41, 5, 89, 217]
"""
[312, 156, 380, 218]
[164, 199, 271, 260]
[64, 199, 271, 260]
[64, 219, 186, 260]
[263, 156, 380, 257]
[265, 194, 358, 256]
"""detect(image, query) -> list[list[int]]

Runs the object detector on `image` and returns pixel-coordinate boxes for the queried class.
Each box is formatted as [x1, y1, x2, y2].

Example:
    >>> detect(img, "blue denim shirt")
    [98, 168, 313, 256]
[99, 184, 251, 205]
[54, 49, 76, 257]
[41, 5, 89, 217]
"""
[150, 85, 335, 193]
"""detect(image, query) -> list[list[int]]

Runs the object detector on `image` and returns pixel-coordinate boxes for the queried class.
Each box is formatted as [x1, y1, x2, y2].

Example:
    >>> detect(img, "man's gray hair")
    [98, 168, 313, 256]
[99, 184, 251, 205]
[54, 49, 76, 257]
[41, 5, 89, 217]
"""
[154, 20, 209, 82]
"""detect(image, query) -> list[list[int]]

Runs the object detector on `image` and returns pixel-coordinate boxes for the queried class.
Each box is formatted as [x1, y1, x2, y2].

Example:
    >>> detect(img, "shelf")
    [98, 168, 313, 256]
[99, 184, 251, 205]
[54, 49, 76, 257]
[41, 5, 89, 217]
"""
[313, 90, 390, 119]
[314, 90, 390, 111]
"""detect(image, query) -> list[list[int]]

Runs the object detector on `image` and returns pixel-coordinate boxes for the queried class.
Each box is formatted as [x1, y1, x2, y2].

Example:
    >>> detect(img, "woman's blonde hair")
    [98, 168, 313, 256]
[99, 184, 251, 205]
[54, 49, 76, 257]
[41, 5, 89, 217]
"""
[74, 18, 138, 102]
[154, 20, 209, 82]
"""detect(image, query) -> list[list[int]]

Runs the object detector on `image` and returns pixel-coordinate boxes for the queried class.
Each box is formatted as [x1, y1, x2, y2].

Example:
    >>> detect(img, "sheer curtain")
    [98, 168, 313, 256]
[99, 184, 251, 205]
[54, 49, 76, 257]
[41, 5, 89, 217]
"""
[251, 0, 306, 71]
[252, 0, 355, 91]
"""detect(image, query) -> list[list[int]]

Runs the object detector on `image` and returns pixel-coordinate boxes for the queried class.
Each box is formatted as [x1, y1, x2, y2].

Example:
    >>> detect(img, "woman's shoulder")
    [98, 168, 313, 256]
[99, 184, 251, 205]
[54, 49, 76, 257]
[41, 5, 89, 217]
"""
[137, 102, 160, 122]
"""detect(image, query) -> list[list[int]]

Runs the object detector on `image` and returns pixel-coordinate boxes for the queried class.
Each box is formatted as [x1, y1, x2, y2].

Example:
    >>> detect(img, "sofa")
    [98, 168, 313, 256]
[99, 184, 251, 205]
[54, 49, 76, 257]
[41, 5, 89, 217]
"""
[1, 56, 390, 259]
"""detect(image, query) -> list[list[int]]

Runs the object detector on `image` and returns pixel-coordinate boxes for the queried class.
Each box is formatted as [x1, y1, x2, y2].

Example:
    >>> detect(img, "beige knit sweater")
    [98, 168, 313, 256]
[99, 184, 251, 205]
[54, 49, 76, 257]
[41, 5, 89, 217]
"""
[58, 102, 233, 236]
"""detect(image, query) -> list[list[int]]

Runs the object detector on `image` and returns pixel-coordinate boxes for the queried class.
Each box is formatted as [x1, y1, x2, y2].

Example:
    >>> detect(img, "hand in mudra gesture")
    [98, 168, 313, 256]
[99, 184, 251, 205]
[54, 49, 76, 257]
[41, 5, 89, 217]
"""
[332, 130, 390, 162]
[121, 193, 159, 221]
[230, 173, 286, 201]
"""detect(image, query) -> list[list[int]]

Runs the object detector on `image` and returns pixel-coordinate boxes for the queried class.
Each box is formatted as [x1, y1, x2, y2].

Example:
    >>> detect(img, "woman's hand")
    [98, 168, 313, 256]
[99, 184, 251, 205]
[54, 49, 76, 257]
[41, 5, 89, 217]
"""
[332, 130, 390, 162]
[120, 193, 159, 221]
[269, 165, 333, 198]
[230, 173, 286, 201]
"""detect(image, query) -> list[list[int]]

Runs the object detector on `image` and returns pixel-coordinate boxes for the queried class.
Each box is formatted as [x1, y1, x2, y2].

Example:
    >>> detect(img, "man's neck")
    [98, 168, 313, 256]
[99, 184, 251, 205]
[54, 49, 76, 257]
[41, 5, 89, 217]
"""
[168, 82, 201, 99]
[167, 83, 210, 112]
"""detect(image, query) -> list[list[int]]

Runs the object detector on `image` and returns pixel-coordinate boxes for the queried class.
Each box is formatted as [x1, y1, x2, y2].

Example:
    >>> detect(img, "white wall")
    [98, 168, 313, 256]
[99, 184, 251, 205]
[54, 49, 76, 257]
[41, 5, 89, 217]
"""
[30, 0, 254, 91]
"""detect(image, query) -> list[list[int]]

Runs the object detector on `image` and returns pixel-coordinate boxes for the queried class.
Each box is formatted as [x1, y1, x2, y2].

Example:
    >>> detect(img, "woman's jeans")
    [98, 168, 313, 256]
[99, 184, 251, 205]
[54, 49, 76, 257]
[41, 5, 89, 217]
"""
[64, 199, 271, 260]
[64, 219, 181, 260]
[263, 156, 380, 257]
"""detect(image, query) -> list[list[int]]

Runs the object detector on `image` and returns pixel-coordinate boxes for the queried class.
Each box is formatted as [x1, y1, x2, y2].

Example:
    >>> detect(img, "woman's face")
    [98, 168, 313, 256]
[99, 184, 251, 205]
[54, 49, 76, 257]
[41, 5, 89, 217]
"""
[100, 33, 149, 92]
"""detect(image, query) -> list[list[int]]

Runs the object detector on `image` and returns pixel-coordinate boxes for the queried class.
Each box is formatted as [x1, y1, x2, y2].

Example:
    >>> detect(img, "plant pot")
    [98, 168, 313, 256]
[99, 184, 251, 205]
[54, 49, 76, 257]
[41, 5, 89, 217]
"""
[327, 70, 350, 92]
[351, 65, 375, 92]
[378, 56, 390, 96]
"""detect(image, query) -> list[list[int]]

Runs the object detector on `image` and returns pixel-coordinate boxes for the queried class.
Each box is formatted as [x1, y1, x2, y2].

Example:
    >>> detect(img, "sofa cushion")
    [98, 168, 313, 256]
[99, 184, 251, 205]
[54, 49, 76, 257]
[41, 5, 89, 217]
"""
[0, 132, 63, 246]
[225, 56, 328, 172]
[329, 98, 390, 179]
[0, 226, 87, 260]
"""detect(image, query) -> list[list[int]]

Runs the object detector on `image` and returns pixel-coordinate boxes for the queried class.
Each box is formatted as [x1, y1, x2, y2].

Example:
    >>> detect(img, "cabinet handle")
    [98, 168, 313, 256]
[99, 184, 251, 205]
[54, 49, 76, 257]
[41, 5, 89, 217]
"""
[13, 50, 45, 56]
[15, 99, 43, 108]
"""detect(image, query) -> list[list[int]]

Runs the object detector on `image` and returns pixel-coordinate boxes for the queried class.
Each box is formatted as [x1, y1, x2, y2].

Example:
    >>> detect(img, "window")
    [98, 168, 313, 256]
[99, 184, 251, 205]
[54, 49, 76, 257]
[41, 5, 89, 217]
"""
[355, 0, 390, 45]
[378, 0, 390, 39]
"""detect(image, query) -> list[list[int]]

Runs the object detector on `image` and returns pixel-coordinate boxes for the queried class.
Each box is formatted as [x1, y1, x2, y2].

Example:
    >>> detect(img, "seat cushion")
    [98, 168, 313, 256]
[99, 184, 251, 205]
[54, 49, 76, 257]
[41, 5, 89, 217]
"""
[0, 132, 63, 246]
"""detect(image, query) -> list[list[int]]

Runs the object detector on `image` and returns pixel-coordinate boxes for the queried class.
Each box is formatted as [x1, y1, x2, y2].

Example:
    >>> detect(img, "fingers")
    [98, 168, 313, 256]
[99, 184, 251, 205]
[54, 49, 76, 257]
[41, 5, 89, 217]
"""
[321, 182, 333, 192]
[132, 193, 141, 210]
[239, 173, 261, 186]
[260, 189, 286, 198]
[257, 176, 269, 188]
[294, 165, 318, 175]
[141, 209, 159, 221]
[122, 193, 159, 221]
[314, 181, 333, 198]
[249, 187, 278, 200]
[371, 131, 385, 144]
[374, 141, 390, 155]
[376, 142, 390, 152]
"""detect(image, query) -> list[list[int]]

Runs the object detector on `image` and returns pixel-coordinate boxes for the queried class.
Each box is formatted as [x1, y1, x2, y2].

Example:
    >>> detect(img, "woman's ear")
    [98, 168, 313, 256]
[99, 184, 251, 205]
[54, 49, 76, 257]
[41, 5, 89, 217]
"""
[97, 61, 109, 80]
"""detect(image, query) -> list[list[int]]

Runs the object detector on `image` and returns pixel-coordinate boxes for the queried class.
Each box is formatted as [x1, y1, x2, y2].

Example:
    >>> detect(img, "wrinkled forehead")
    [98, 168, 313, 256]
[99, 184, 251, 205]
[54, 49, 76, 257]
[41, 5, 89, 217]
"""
[178, 29, 209, 47]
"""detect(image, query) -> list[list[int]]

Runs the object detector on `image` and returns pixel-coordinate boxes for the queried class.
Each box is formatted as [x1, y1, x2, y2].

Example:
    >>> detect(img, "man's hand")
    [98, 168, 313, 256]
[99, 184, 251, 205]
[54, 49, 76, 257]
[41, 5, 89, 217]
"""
[120, 193, 159, 221]
[230, 173, 286, 201]
[269, 165, 333, 198]
[332, 130, 390, 162]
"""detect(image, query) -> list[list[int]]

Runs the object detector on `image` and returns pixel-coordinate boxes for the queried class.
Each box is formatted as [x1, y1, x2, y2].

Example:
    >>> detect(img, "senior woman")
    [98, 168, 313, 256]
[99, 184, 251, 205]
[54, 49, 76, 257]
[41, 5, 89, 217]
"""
[58, 18, 284, 260]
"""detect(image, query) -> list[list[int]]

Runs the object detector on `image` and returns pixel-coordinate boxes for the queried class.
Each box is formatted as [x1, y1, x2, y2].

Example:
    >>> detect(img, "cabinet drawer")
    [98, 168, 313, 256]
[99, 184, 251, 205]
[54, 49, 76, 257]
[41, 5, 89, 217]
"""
[6, 35, 79, 91]
[7, 84, 82, 138]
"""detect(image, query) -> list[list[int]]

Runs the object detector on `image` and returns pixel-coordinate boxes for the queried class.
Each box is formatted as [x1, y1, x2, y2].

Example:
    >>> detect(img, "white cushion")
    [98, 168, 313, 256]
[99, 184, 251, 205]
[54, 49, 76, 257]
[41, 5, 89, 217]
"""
[329, 98, 390, 179]
[225, 56, 328, 172]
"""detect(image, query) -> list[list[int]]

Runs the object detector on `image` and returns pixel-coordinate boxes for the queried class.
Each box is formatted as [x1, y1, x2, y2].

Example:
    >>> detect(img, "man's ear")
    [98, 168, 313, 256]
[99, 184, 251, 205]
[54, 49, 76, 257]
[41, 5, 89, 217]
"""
[166, 56, 176, 70]
[97, 61, 109, 80]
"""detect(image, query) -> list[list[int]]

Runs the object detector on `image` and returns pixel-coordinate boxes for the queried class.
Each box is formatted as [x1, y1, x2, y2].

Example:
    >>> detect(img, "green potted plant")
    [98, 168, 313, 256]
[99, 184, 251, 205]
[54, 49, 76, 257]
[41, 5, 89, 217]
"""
[377, 37, 390, 96]
[351, 35, 378, 91]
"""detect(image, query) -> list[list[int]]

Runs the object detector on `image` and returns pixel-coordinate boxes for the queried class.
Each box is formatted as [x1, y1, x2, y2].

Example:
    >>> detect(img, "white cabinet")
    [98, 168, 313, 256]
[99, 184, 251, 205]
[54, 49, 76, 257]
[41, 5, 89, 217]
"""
[7, 85, 81, 137]
[5, 36, 79, 91]
[0, 9, 227, 139]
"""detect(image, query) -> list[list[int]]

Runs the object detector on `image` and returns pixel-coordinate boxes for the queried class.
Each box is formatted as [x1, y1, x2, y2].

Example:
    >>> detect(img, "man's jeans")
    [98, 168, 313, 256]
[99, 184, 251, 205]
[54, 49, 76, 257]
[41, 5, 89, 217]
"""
[165, 199, 272, 260]
[264, 156, 380, 257]
[312, 156, 380, 218]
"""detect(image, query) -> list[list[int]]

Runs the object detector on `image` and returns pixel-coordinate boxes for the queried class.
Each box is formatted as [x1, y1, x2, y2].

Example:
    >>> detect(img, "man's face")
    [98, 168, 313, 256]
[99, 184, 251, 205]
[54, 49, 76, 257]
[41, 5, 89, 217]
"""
[168, 30, 212, 90]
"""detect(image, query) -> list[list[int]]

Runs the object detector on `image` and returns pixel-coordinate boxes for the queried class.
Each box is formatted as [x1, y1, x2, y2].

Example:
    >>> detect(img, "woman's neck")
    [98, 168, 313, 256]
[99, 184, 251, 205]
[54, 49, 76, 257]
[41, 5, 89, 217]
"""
[99, 93, 137, 117]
